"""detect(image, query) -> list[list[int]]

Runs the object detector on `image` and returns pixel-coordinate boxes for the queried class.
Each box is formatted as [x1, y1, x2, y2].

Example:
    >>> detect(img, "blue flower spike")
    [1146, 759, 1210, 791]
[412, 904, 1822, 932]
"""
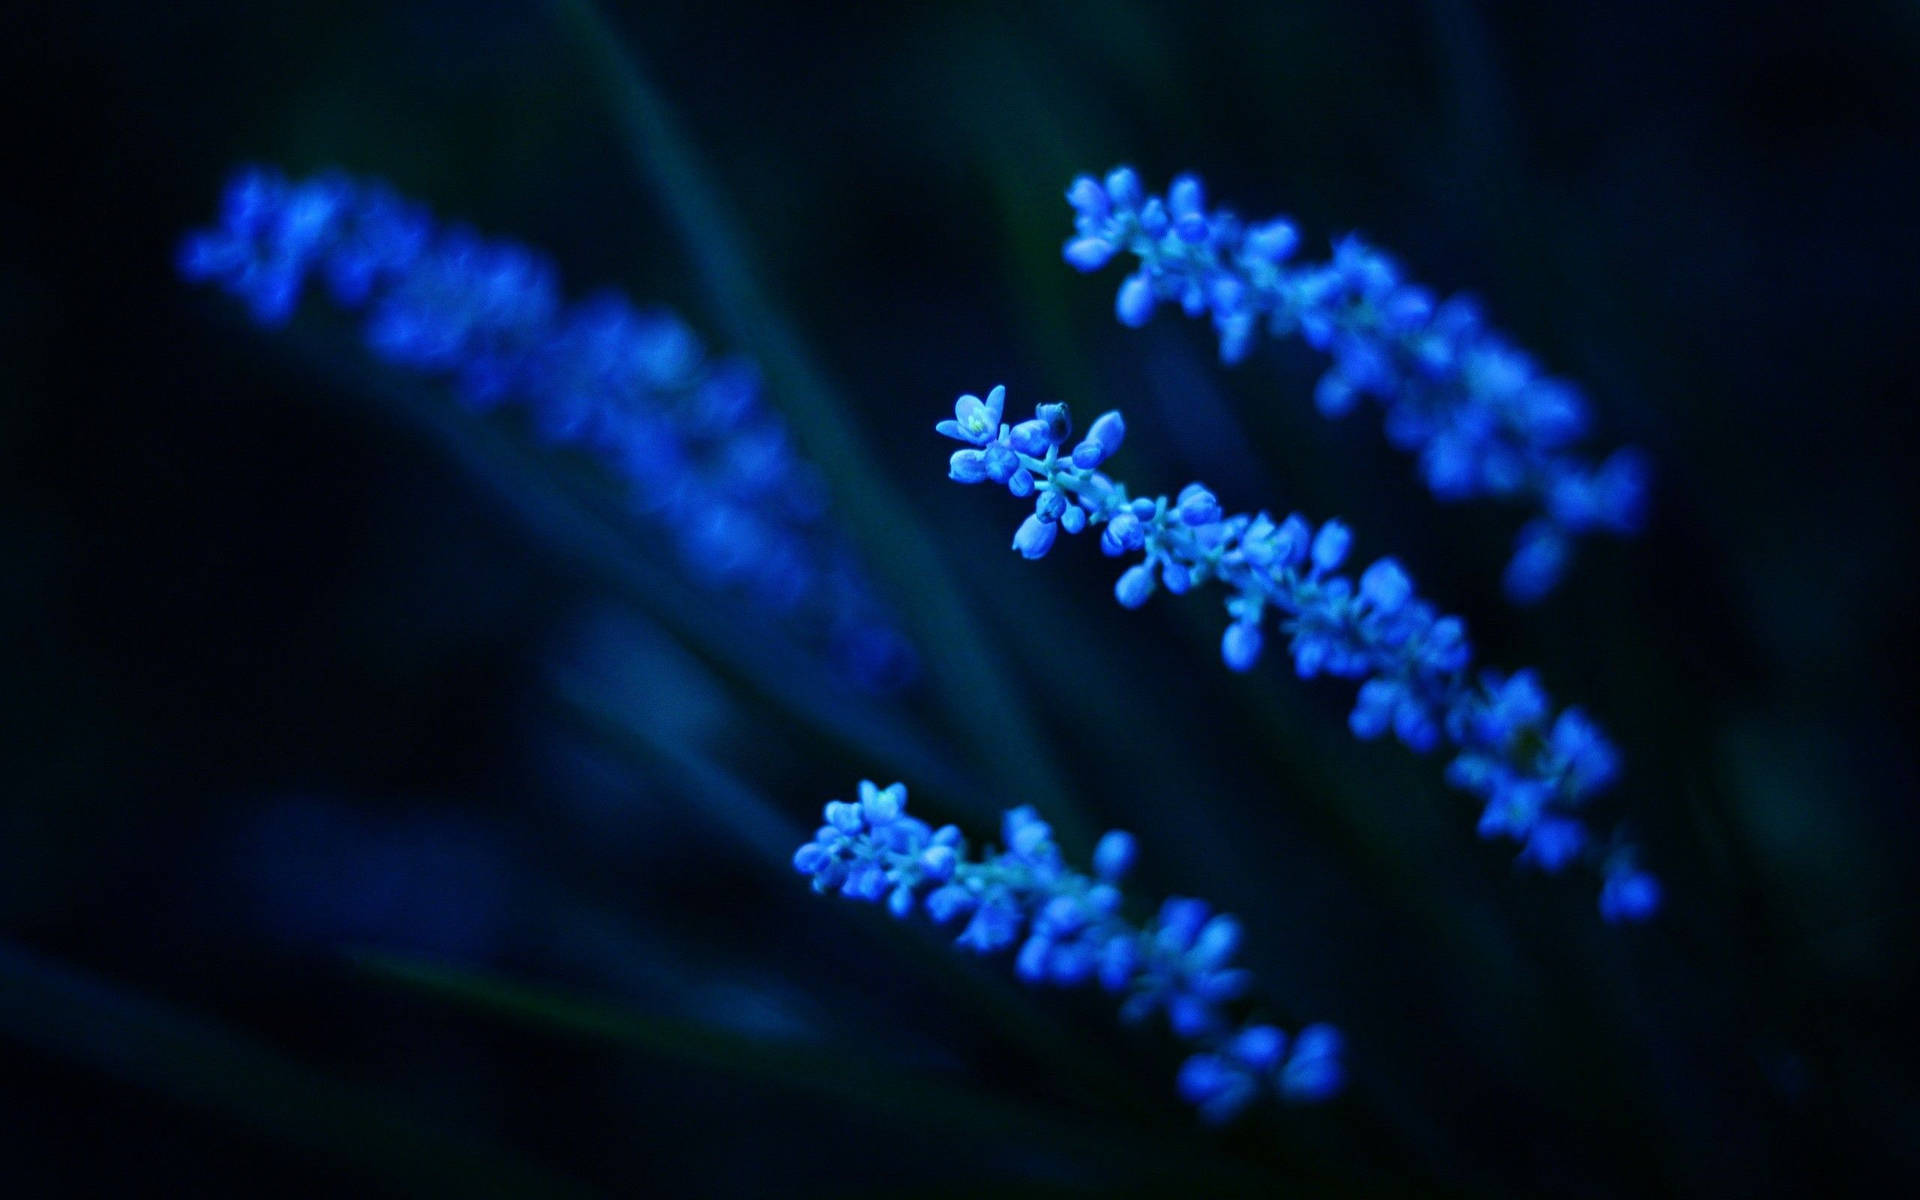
[180, 166, 915, 692]
[939, 384, 1658, 921]
[796, 781, 1344, 1122]
[1064, 166, 1648, 603]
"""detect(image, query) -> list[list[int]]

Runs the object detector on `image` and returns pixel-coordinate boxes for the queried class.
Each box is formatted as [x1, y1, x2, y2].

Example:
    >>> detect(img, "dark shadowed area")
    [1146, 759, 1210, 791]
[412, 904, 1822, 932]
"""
[4, 1, 1918, 1195]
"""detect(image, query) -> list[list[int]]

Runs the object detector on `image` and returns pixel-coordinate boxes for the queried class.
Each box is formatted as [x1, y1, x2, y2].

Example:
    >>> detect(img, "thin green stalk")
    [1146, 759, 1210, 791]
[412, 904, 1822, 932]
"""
[355, 951, 1302, 1194]
[548, 0, 1089, 846]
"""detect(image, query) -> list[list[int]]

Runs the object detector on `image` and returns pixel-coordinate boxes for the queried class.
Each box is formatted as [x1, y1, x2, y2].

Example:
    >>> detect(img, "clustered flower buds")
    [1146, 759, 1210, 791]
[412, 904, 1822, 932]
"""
[1065, 166, 1649, 604]
[938, 385, 1659, 923]
[794, 781, 1347, 1122]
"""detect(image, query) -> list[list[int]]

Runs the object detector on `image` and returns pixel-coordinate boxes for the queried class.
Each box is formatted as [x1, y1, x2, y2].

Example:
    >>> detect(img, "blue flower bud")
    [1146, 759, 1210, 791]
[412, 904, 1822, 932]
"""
[1230, 1025, 1288, 1071]
[1137, 197, 1169, 238]
[1310, 520, 1351, 572]
[948, 449, 989, 483]
[1348, 678, 1399, 740]
[887, 885, 916, 919]
[1015, 934, 1051, 982]
[1177, 483, 1222, 526]
[1280, 1025, 1346, 1100]
[1177, 1053, 1249, 1117]
[1359, 558, 1412, 614]
[1102, 511, 1145, 555]
[859, 780, 904, 824]
[1084, 410, 1125, 458]
[1035, 490, 1067, 522]
[982, 442, 1019, 483]
[1103, 166, 1143, 210]
[1098, 935, 1139, 992]
[1065, 175, 1108, 222]
[1519, 817, 1586, 871]
[956, 899, 1020, 953]
[845, 861, 888, 901]
[825, 800, 863, 833]
[1116, 273, 1155, 327]
[1063, 236, 1115, 272]
[792, 843, 833, 875]
[1244, 218, 1299, 262]
[1391, 694, 1441, 753]
[1503, 521, 1570, 604]
[1168, 173, 1205, 218]
[1013, 513, 1058, 559]
[1060, 505, 1087, 535]
[1314, 369, 1359, 418]
[1036, 402, 1073, 444]
[1272, 514, 1311, 566]
[1007, 468, 1035, 497]
[919, 844, 957, 882]
[1221, 621, 1264, 672]
[1189, 914, 1241, 971]
[926, 883, 974, 924]
[1008, 418, 1051, 457]
[1115, 563, 1155, 608]
[1092, 830, 1137, 882]
[1599, 867, 1662, 923]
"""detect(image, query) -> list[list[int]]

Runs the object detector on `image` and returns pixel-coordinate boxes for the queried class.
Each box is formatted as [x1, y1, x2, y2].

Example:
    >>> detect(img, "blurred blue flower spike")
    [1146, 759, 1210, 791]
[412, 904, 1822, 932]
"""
[1065, 166, 1649, 603]
[795, 781, 1345, 1123]
[180, 166, 913, 691]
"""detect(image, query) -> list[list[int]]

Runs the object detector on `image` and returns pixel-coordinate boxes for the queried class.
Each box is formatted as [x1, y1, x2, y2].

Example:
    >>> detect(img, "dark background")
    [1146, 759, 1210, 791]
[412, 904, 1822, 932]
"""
[5, 0, 1918, 1195]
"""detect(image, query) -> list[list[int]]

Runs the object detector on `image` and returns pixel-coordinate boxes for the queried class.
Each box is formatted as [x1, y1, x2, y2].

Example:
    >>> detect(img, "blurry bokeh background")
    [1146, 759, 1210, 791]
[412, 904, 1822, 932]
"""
[5, 0, 1918, 1195]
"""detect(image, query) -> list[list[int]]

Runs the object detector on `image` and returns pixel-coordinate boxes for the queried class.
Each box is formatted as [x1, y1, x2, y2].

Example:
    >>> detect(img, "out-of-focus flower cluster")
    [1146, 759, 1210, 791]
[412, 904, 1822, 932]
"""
[793, 781, 1346, 1122]
[1065, 167, 1648, 603]
[179, 166, 912, 690]
[941, 386, 1660, 922]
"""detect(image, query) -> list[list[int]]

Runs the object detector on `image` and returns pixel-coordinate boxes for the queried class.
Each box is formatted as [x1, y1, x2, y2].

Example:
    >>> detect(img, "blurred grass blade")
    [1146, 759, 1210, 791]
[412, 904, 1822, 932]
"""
[0, 940, 591, 1198]
[257, 320, 967, 805]
[548, 0, 1090, 845]
[356, 951, 1293, 1192]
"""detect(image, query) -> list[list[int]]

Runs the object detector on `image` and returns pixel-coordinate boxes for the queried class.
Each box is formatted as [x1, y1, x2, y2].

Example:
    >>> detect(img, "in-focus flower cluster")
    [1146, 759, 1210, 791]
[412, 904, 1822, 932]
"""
[1064, 166, 1648, 604]
[940, 387, 1660, 922]
[793, 781, 1345, 1122]
[179, 166, 912, 690]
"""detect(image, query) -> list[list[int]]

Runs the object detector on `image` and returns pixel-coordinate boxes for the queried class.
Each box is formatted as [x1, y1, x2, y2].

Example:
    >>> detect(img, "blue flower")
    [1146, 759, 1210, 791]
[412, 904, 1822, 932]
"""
[935, 384, 1007, 447]
[796, 782, 1343, 1120]
[1599, 861, 1662, 924]
[941, 386, 1659, 916]
[182, 166, 916, 693]
[1062, 166, 1649, 602]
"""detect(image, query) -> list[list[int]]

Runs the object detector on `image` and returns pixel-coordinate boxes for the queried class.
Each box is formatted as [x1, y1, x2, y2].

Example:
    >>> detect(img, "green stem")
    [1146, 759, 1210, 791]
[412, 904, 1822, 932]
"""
[547, 0, 1088, 846]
